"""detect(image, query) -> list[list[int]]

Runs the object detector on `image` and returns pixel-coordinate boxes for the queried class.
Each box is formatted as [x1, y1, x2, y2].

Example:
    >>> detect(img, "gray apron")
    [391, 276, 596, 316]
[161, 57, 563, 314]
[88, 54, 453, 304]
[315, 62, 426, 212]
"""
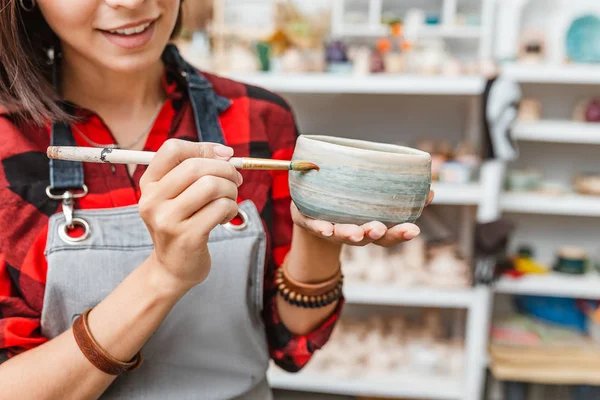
[40, 45, 273, 399]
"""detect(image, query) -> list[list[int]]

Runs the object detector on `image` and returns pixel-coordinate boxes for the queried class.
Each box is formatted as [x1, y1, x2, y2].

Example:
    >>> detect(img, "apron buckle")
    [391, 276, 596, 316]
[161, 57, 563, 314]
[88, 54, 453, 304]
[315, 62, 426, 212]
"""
[46, 185, 88, 228]
[46, 185, 91, 243]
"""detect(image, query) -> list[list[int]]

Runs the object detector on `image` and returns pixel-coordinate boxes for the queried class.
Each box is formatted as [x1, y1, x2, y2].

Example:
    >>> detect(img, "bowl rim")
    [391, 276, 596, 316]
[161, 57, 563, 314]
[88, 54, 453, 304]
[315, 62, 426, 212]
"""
[297, 134, 431, 161]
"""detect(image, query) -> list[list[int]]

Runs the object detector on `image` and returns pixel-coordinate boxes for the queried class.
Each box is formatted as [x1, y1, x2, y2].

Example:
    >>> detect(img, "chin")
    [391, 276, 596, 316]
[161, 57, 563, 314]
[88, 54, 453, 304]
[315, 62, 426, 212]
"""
[97, 46, 166, 74]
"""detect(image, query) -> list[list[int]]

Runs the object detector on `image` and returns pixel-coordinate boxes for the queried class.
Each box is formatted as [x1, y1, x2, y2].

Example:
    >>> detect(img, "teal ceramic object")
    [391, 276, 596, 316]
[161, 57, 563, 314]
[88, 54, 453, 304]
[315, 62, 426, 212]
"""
[289, 135, 432, 228]
[566, 14, 600, 63]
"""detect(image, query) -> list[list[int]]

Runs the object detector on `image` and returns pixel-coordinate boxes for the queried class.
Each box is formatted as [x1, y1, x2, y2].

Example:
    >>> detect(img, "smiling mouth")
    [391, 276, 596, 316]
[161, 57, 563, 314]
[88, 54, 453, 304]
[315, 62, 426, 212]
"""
[104, 20, 155, 36]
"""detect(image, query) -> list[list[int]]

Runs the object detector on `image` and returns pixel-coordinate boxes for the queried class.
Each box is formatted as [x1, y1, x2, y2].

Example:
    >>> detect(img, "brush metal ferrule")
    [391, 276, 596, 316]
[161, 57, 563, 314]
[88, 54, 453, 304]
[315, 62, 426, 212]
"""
[240, 158, 291, 170]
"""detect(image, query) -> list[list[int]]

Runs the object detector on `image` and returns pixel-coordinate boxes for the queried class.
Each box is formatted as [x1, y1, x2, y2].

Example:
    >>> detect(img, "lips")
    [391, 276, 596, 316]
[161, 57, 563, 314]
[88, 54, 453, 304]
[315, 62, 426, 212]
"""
[108, 21, 153, 36]
[100, 20, 157, 50]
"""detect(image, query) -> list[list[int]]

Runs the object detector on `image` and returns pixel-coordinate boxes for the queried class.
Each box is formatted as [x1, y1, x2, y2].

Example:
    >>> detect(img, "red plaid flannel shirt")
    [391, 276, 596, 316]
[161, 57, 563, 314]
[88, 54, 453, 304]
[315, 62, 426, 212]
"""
[0, 65, 343, 371]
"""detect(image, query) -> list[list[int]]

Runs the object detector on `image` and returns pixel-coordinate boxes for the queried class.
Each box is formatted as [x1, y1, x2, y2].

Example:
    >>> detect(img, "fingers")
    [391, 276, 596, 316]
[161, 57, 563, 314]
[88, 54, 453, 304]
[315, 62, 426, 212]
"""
[184, 197, 239, 237]
[156, 157, 241, 200]
[362, 221, 388, 241]
[171, 175, 239, 220]
[426, 190, 435, 206]
[302, 218, 335, 237]
[333, 223, 367, 243]
[373, 223, 420, 247]
[291, 202, 422, 248]
[140, 139, 234, 189]
[290, 202, 334, 237]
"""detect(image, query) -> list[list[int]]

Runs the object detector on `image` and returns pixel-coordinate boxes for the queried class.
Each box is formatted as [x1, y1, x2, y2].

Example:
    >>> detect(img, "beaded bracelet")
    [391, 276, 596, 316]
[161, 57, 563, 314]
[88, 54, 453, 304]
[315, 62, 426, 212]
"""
[275, 265, 344, 309]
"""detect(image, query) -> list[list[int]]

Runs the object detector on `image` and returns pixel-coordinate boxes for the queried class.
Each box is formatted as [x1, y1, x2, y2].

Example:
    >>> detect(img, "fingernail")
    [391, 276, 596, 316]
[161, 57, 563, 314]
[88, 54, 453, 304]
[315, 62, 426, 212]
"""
[370, 227, 385, 238]
[214, 146, 234, 158]
[403, 230, 420, 240]
[350, 235, 363, 242]
[321, 230, 333, 237]
[237, 172, 243, 186]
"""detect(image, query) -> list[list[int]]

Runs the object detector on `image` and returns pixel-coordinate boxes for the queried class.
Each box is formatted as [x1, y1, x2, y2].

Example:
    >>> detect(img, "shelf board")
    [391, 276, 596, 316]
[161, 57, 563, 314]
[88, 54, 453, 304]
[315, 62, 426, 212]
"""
[503, 63, 600, 85]
[333, 25, 388, 37]
[334, 24, 481, 39]
[267, 368, 462, 399]
[431, 182, 481, 205]
[513, 120, 600, 145]
[419, 25, 482, 38]
[225, 73, 486, 95]
[495, 272, 600, 300]
[501, 192, 600, 217]
[343, 284, 475, 308]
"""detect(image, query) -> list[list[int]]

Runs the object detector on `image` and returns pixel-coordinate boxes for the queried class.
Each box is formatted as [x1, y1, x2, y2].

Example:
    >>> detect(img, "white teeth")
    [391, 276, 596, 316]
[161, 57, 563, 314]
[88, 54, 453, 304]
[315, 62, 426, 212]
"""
[109, 22, 151, 35]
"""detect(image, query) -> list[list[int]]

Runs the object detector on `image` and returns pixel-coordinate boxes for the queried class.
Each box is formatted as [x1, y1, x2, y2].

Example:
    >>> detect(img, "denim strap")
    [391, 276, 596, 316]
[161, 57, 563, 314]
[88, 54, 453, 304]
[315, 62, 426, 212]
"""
[162, 44, 231, 144]
[49, 108, 85, 191]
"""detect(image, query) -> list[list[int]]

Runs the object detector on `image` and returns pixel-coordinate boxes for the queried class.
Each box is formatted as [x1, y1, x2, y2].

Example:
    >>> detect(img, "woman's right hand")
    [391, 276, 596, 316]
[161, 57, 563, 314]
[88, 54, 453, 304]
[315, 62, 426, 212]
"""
[138, 139, 242, 291]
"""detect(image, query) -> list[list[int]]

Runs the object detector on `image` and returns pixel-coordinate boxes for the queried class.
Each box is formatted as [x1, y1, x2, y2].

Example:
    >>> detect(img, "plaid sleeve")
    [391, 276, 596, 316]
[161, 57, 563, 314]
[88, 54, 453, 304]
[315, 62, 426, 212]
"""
[261, 104, 344, 373]
[0, 252, 46, 362]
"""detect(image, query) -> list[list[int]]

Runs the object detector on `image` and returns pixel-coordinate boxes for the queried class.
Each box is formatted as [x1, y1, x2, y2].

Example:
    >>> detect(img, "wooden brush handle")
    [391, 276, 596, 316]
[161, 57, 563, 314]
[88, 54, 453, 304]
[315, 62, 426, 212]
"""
[46, 146, 292, 170]
[47, 146, 156, 165]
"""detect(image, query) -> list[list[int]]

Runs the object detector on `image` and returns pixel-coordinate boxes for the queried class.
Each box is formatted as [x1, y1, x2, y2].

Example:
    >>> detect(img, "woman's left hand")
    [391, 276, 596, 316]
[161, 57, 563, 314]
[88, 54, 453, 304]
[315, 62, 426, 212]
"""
[291, 190, 434, 248]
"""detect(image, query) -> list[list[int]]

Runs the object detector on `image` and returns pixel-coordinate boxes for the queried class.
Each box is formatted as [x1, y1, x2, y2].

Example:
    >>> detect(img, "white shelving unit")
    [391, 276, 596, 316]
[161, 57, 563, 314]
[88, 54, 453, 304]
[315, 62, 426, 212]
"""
[205, 2, 499, 400]
[268, 368, 462, 400]
[343, 283, 476, 308]
[501, 192, 600, 217]
[253, 3, 499, 399]
[495, 272, 600, 300]
[503, 63, 600, 85]
[330, 0, 495, 60]
[432, 182, 482, 206]
[512, 120, 600, 145]
[225, 73, 486, 95]
[488, 3, 600, 398]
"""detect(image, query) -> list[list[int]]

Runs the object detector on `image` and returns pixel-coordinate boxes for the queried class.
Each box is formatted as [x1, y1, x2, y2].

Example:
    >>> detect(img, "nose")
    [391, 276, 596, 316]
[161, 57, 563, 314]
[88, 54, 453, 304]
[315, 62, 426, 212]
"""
[105, 0, 146, 9]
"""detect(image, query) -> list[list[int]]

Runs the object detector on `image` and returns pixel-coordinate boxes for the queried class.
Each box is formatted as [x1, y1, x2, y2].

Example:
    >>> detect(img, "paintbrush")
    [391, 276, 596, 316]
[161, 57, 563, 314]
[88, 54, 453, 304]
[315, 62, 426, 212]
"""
[46, 146, 319, 172]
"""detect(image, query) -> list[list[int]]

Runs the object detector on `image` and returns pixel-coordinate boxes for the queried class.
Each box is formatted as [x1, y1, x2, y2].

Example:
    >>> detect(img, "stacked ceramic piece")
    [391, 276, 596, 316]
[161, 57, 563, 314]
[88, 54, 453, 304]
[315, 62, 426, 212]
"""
[340, 236, 471, 288]
[303, 312, 464, 378]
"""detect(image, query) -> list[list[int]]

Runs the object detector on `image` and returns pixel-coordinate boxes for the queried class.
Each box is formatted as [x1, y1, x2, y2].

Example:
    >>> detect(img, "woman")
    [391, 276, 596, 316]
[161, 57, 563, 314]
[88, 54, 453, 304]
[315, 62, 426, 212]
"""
[0, 0, 432, 399]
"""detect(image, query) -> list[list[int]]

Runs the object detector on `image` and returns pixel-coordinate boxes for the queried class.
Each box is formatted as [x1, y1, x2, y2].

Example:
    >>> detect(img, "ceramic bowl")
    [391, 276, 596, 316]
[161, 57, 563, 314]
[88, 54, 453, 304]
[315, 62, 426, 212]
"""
[289, 135, 432, 228]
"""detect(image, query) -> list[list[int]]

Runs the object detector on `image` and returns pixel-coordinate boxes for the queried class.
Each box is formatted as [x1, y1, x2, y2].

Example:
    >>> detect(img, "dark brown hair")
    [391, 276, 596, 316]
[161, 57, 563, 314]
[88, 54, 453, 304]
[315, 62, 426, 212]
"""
[0, 1, 184, 126]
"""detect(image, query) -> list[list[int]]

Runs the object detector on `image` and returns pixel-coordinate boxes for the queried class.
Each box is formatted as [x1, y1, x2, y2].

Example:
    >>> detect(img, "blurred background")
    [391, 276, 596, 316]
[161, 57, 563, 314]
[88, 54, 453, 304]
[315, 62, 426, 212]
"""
[174, 1, 600, 399]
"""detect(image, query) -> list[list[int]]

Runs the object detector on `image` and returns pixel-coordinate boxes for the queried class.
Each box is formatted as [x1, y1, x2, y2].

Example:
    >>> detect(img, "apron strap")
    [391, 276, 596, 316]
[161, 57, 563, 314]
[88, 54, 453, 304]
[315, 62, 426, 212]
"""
[162, 44, 231, 144]
[49, 50, 85, 193]
[49, 114, 85, 191]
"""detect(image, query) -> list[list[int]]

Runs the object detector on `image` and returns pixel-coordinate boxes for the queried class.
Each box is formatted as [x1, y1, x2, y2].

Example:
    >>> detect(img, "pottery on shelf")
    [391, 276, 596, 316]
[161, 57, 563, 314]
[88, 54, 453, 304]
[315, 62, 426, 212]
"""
[427, 243, 471, 288]
[572, 97, 600, 122]
[554, 246, 590, 275]
[302, 315, 464, 379]
[518, 30, 546, 64]
[289, 135, 432, 228]
[585, 99, 600, 122]
[566, 15, 600, 63]
[507, 169, 542, 191]
[574, 173, 600, 195]
[518, 98, 542, 121]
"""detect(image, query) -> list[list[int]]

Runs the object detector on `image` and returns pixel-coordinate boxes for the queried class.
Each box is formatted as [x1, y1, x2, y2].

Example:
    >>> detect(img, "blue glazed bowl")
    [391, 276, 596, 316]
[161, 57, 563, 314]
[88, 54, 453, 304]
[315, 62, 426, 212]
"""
[289, 135, 432, 228]
[566, 14, 600, 63]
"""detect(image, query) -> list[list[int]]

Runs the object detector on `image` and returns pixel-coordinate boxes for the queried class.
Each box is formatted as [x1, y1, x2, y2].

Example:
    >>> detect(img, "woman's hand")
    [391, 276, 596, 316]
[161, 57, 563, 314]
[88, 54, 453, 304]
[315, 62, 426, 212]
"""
[291, 190, 434, 248]
[138, 139, 242, 291]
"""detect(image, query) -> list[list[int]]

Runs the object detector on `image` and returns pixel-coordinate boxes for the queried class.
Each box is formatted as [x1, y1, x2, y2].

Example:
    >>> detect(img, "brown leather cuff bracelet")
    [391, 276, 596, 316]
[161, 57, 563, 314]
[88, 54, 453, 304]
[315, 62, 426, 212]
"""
[276, 258, 343, 308]
[281, 258, 342, 296]
[72, 308, 142, 375]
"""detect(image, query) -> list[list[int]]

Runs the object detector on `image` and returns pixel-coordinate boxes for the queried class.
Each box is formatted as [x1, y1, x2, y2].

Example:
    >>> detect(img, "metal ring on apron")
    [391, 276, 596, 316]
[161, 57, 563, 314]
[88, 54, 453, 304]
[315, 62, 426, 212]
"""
[223, 208, 249, 231]
[58, 217, 91, 244]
